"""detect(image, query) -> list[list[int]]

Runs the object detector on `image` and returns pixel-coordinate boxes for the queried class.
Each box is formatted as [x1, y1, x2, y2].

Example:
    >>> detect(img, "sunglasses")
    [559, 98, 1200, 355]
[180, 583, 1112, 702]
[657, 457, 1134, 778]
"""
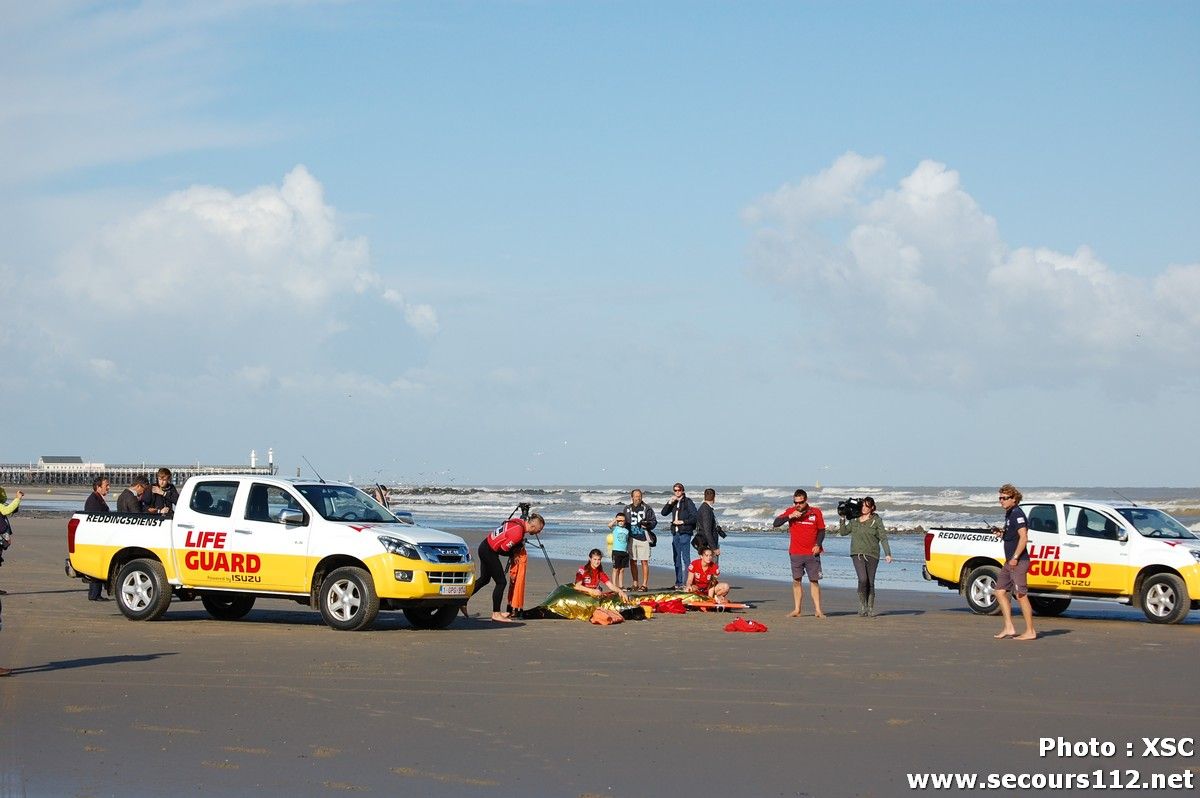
[999, 495, 1014, 501]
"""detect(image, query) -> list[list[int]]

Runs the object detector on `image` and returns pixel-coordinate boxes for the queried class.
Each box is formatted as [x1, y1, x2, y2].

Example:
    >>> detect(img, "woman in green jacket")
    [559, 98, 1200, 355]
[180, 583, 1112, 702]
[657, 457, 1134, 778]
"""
[836, 497, 892, 617]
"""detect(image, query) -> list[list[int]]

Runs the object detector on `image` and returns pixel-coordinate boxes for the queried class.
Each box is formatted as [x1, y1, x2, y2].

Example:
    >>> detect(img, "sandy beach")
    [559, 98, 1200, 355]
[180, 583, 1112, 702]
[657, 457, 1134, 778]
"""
[1, 515, 1197, 796]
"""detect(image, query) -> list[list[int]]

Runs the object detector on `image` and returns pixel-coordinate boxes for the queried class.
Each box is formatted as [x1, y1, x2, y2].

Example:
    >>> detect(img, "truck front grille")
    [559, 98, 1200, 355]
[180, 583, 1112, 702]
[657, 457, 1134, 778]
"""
[427, 571, 472, 585]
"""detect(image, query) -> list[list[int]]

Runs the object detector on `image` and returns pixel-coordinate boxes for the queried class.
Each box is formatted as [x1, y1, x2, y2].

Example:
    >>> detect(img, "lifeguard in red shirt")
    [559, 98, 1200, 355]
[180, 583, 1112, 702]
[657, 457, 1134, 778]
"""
[573, 549, 629, 602]
[773, 488, 827, 618]
[686, 547, 730, 603]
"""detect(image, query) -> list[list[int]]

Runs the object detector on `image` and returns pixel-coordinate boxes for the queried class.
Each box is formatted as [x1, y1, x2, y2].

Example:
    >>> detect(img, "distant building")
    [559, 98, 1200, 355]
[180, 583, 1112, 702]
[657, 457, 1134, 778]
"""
[38, 456, 105, 472]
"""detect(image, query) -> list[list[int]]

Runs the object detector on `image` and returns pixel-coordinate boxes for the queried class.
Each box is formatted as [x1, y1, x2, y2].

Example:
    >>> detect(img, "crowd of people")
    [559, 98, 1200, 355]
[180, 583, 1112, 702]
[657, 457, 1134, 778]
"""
[464, 483, 913, 626]
[80, 468, 180, 601]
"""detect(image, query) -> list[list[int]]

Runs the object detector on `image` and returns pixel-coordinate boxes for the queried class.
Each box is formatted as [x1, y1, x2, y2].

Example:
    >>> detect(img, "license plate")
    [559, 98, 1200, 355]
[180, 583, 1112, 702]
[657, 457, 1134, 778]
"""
[440, 585, 467, 596]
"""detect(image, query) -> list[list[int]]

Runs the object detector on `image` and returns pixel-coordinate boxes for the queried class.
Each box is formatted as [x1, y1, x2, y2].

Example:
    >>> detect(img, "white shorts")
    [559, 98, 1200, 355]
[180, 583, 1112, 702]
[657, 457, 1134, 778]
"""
[629, 538, 651, 560]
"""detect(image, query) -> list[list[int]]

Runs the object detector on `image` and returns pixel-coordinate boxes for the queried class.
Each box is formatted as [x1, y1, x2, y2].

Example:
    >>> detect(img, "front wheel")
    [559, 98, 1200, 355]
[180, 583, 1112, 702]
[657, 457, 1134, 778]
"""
[964, 564, 1002, 615]
[403, 605, 459, 630]
[1138, 573, 1190, 624]
[201, 592, 256, 620]
[1029, 596, 1071, 617]
[319, 567, 380, 631]
[115, 558, 172, 621]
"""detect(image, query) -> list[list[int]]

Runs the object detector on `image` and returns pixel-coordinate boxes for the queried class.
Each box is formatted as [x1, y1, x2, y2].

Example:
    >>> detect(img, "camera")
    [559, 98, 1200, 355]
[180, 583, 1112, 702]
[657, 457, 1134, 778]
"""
[518, 502, 532, 519]
[837, 498, 863, 518]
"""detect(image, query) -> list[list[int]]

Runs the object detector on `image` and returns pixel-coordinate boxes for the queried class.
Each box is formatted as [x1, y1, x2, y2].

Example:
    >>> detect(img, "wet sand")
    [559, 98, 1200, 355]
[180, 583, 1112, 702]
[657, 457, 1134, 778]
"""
[1, 516, 1197, 797]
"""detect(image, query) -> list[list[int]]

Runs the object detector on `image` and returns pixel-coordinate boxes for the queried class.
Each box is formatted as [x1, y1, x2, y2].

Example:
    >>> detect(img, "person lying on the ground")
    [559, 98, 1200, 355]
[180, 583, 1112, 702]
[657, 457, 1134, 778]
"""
[573, 548, 630, 603]
[685, 547, 731, 604]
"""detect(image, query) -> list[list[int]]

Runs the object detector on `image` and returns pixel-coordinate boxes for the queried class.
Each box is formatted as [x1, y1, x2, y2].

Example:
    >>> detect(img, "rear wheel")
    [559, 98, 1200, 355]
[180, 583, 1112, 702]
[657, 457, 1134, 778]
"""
[115, 558, 172, 621]
[403, 605, 459, 630]
[319, 567, 380, 631]
[201, 592, 256, 620]
[1138, 573, 1190, 624]
[964, 565, 1002, 615]
[1028, 596, 1071, 617]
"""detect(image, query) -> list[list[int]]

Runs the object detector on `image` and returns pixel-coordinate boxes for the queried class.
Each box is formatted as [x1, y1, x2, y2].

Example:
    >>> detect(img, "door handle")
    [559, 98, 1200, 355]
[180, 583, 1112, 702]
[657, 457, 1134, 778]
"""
[1063, 542, 1080, 548]
[177, 524, 194, 530]
[234, 529, 253, 535]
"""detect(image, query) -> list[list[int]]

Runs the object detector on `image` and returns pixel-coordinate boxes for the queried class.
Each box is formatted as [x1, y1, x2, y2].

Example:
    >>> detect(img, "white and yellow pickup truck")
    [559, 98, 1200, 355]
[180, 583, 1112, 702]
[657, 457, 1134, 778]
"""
[923, 500, 1200, 624]
[66, 475, 474, 631]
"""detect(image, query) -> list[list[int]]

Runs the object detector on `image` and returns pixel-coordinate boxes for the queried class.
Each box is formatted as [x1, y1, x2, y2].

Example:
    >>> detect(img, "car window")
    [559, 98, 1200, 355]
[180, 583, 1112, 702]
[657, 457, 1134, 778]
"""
[190, 481, 239, 518]
[1025, 504, 1058, 534]
[245, 483, 305, 524]
[1064, 505, 1120, 541]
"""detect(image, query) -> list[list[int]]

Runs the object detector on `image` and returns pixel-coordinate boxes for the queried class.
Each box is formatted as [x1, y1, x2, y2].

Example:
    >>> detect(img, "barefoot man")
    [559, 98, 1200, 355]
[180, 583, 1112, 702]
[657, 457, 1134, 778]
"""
[470, 511, 545, 623]
[774, 489, 827, 618]
[992, 484, 1036, 641]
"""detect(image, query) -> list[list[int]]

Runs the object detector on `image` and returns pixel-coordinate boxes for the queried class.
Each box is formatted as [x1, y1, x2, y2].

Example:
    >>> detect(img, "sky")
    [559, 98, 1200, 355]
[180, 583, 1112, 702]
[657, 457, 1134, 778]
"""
[1, 0, 1197, 488]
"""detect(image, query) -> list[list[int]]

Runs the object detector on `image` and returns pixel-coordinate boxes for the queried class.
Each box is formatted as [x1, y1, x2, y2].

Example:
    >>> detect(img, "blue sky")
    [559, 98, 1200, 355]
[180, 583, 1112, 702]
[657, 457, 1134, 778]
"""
[1, 1, 1197, 487]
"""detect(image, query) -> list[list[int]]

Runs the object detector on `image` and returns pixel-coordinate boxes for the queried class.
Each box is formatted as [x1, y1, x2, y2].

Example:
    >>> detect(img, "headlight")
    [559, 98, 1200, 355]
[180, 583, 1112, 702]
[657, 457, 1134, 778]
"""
[1190, 549, 1200, 563]
[378, 535, 420, 560]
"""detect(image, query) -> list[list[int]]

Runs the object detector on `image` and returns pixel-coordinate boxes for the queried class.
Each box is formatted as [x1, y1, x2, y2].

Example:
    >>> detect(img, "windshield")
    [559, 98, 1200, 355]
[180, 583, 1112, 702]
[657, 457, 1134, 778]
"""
[1116, 508, 1196, 540]
[295, 484, 413, 524]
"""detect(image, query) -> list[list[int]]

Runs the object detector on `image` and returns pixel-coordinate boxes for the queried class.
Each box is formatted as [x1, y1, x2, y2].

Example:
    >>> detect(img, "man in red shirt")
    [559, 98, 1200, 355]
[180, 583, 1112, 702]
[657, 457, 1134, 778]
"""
[470, 513, 545, 622]
[773, 489, 826, 618]
[686, 547, 730, 603]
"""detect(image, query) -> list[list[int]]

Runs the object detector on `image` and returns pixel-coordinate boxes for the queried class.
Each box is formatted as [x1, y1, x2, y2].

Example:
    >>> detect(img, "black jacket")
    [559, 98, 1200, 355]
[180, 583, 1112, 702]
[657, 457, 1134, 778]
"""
[84, 492, 110, 515]
[116, 489, 144, 514]
[661, 496, 697, 534]
[148, 483, 179, 514]
[623, 502, 658, 540]
[694, 502, 725, 551]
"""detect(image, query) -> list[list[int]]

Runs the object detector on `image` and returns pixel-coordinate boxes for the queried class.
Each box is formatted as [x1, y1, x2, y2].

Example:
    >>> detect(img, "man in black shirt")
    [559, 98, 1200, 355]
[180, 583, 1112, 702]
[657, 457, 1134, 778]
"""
[116, 476, 150, 514]
[991, 483, 1036, 641]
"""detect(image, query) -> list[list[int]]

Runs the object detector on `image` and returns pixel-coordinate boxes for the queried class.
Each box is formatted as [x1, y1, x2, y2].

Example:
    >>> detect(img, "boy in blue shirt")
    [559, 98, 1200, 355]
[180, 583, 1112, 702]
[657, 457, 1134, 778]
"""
[607, 511, 632, 591]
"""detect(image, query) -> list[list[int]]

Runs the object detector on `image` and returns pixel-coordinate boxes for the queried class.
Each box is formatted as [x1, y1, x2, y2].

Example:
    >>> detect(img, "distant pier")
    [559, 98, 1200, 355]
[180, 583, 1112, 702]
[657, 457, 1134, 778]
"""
[1, 454, 276, 486]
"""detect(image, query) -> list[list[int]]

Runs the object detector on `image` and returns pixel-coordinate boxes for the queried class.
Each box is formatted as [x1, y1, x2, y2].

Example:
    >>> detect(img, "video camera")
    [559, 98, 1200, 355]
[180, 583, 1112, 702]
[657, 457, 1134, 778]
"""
[518, 502, 532, 520]
[837, 498, 863, 518]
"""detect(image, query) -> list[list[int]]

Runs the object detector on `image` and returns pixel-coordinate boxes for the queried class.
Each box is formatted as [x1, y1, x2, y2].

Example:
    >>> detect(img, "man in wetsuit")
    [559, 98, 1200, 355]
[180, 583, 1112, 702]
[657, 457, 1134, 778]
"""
[469, 512, 545, 623]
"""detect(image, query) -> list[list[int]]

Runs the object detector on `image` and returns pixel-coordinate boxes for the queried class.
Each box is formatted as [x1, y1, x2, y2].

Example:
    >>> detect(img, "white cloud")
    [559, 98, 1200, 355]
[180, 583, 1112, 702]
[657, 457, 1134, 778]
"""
[55, 166, 434, 338]
[745, 152, 1200, 384]
[383, 288, 440, 337]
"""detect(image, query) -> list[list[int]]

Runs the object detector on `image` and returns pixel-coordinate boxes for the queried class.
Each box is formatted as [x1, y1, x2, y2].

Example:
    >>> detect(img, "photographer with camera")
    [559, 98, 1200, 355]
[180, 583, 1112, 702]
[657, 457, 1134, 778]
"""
[836, 497, 892, 617]
[469, 505, 545, 623]
[774, 489, 827, 618]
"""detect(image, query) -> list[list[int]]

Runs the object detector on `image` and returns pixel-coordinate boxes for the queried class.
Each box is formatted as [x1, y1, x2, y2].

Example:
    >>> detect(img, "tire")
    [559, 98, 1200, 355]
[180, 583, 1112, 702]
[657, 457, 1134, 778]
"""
[201, 592, 256, 621]
[964, 564, 1002, 615]
[403, 605, 459, 630]
[1138, 573, 1190, 624]
[1029, 596, 1071, 617]
[319, 567, 380, 631]
[115, 558, 173, 621]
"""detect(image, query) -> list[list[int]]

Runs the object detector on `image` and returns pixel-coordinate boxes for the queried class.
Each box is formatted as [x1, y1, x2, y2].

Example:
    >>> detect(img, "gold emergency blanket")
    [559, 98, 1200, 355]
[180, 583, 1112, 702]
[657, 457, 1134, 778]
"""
[533, 585, 705, 621]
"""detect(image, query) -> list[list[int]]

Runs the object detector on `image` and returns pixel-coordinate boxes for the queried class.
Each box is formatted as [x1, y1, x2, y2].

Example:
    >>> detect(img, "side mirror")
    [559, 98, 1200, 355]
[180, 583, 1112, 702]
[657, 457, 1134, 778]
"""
[279, 509, 305, 526]
[1116, 528, 1128, 542]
